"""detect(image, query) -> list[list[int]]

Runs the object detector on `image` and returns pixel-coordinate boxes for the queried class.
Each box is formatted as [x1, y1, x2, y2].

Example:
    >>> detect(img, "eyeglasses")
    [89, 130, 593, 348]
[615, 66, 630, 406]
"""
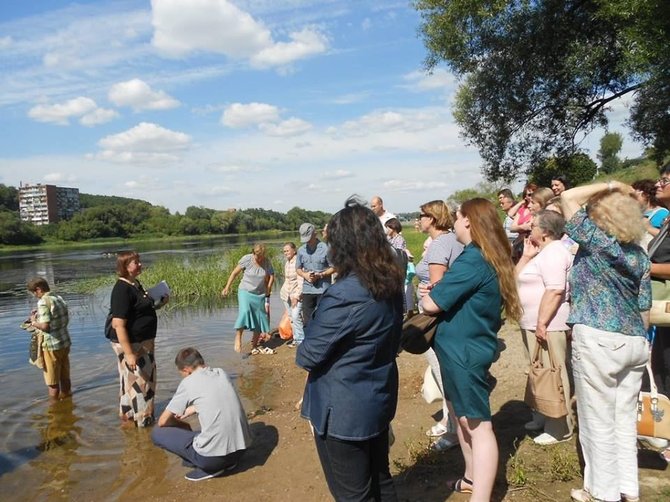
[657, 178, 670, 188]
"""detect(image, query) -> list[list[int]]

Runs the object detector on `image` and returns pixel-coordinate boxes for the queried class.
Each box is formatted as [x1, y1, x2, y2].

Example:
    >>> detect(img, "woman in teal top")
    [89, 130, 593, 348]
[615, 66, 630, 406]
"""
[422, 198, 522, 502]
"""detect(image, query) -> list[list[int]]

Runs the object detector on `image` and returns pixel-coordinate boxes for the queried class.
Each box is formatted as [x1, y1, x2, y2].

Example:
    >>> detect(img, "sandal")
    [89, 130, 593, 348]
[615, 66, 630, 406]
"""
[250, 347, 261, 355]
[259, 346, 276, 355]
[660, 447, 670, 464]
[448, 476, 473, 494]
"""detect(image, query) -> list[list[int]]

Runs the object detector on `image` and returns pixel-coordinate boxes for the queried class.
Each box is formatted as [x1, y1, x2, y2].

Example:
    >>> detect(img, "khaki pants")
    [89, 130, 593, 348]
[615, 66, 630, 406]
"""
[42, 347, 71, 387]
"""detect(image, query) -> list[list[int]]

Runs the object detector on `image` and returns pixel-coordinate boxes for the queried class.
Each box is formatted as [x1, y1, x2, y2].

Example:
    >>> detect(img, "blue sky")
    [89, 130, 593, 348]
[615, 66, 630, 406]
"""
[0, 0, 643, 214]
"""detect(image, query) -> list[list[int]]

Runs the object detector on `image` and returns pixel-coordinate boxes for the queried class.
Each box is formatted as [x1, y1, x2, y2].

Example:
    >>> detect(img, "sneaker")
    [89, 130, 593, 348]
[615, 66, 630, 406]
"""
[184, 468, 227, 481]
[287, 341, 299, 348]
[524, 419, 544, 432]
[570, 488, 593, 502]
[533, 432, 572, 446]
[638, 435, 669, 449]
[425, 422, 448, 437]
[430, 433, 459, 452]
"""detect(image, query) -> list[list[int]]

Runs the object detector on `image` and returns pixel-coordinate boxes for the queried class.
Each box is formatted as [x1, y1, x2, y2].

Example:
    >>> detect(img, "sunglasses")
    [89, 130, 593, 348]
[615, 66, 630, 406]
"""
[419, 213, 430, 218]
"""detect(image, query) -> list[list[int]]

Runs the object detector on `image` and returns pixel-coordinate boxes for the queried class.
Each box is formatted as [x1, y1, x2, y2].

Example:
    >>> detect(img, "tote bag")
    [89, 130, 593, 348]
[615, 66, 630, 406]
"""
[524, 343, 568, 418]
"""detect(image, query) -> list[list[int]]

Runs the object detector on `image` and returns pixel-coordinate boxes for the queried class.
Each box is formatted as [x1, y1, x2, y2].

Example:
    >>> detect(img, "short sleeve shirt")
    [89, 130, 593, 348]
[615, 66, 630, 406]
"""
[238, 254, 274, 295]
[517, 240, 573, 330]
[566, 208, 651, 337]
[415, 232, 464, 285]
[37, 292, 71, 351]
[110, 280, 157, 343]
[167, 367, 252, 456]
[296, 240, 333, 294]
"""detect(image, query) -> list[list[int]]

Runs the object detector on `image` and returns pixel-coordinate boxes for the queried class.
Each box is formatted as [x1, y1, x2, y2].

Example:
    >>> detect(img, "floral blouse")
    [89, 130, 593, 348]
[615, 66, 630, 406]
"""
[565, 208, 651, 337]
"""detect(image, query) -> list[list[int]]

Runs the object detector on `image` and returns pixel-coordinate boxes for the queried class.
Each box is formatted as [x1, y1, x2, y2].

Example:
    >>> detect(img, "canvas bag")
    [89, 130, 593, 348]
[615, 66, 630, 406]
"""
[524, 342, 568, 418]
[637, 359, 670, 440]
[400, 311, 438, 354]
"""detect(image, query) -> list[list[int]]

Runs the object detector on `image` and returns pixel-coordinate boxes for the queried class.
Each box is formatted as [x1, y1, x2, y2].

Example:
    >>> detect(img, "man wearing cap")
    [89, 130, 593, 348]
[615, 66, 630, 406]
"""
[295, 223, 335, 339]
[370, 195, 395, 227]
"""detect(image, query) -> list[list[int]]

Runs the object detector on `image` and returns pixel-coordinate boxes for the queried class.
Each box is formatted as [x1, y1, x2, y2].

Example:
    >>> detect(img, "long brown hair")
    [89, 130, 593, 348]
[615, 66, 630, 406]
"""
[460, 198, 522, 321]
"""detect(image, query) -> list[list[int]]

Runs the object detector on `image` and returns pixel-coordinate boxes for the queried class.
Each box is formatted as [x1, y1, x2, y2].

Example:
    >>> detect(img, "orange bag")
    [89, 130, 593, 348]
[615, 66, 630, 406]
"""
[278, 311, 293, 340]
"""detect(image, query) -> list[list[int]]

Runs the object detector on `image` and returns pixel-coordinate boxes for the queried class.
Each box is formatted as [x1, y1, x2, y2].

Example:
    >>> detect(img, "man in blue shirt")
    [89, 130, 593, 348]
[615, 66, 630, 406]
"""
[295, 223, 335, 340]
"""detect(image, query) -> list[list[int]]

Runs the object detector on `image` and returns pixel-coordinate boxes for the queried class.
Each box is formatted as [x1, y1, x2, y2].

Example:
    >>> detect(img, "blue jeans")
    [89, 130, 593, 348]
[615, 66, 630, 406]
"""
[314, 429, 397, 502]
[152, 426, 244, 473]
[283, 299, 304, 343]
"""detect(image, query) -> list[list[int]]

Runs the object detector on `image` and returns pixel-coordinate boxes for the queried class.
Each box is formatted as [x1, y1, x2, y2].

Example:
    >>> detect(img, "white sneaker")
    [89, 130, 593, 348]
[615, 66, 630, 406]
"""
[425, 422, 448, 437]
[533, 432, 572, 446]
[637, 435, 669, 449]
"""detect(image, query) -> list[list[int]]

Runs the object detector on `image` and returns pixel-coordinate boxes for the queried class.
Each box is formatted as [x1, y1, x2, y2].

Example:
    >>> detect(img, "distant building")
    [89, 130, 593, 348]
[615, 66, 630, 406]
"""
[19, 183, 81, 225]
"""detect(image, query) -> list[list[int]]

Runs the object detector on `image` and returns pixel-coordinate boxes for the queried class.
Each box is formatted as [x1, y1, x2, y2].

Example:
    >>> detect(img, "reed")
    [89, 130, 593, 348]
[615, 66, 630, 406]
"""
[64, 245, 283, 308]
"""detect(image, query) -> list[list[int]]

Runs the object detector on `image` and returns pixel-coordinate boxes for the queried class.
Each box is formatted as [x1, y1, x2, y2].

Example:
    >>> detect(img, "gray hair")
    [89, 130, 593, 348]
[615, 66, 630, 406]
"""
[535, 210, 565, 240]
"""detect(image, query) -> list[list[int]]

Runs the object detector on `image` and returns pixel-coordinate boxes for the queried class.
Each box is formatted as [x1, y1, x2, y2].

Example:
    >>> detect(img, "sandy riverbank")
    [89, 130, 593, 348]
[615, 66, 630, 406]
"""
[4, 322, 668, 501]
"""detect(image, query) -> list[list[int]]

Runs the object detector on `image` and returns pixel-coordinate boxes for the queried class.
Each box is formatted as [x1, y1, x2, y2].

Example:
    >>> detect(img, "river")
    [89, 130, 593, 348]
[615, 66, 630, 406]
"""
[0, 236, 288, 499]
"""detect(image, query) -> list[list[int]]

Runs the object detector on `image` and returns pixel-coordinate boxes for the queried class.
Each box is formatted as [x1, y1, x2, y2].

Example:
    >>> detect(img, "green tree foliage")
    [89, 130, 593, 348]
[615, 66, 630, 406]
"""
[528, 153, 597, 188]
[598, 132, 624, 174]
[415, 0, 670, 181]
[446, 181, 500, 206]
[0, 184, 19, 211]
[0, 211, 42, 245]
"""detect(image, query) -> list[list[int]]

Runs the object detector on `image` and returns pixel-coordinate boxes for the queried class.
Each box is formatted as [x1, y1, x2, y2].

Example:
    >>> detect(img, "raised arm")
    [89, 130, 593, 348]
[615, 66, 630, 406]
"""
[561, 181, 634, 220]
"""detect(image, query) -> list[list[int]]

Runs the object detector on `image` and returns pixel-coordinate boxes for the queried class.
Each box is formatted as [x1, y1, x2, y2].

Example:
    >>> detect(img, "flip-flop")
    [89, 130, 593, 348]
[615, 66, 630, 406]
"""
[250, 347, 261, 355]
[257, 346, 276, 355]
[448, 476, 473, 494]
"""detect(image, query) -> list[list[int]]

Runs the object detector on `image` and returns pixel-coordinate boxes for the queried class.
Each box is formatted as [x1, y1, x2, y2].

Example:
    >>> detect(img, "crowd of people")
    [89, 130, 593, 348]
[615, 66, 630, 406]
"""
[22, 177, 670, 500]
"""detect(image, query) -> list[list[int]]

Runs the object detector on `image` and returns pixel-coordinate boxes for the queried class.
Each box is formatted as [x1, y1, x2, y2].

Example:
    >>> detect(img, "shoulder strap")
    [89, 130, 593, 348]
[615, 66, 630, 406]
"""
[648, 219, 670, 258]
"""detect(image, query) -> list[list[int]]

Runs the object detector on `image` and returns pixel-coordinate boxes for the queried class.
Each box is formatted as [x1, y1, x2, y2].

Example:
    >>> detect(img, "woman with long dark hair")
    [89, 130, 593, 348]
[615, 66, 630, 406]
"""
[296, 197, 404, 501]
[421, 199, 522, 502]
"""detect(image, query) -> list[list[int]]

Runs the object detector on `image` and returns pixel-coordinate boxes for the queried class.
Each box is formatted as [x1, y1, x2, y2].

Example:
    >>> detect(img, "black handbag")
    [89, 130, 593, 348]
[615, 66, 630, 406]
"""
[400, 311, 439, 354]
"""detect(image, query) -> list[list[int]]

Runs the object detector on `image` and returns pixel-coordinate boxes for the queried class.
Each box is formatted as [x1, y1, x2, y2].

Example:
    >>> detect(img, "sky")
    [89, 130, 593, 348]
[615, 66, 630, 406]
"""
[0, 0, 645, 214]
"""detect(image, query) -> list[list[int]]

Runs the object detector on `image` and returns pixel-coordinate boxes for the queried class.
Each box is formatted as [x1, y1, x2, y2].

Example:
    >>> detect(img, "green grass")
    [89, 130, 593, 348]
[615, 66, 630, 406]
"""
[64, 245, 283, 308]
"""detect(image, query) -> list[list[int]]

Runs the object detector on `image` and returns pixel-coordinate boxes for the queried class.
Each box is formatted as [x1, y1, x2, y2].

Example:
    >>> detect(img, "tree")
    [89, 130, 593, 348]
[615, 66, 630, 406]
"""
[597, 132, 623, 174]
[446, 182, 500, 206]
[415, 0, 670, 181]
[0, 184, 19, 211]
[527, 153, 597, 188]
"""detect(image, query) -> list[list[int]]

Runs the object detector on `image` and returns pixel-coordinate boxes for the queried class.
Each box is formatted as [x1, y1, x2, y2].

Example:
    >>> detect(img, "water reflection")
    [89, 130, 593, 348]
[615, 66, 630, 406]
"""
[0, 237, 289, 498]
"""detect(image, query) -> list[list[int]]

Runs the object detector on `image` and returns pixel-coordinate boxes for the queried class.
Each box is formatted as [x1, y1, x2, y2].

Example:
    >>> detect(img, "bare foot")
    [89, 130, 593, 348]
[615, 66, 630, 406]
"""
[234, 343, 241, 353]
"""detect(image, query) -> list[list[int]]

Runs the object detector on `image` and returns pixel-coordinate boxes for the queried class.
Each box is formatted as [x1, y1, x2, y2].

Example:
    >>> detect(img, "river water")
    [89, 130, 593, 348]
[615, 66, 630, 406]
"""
[0, 236, 288, 499]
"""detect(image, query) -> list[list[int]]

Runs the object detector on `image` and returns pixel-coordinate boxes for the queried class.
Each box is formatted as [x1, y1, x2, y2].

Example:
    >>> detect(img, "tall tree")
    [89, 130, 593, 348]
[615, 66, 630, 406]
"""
[597, 132, 624, 174]
[415, 0, 670, 181]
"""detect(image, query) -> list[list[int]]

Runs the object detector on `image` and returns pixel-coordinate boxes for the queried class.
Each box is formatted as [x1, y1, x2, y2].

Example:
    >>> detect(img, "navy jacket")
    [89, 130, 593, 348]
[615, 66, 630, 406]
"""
[296, 273, 403, 440]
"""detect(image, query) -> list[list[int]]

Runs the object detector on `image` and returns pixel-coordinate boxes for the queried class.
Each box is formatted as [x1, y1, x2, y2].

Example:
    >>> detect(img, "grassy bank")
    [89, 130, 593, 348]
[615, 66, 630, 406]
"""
[65, 246, 283, 308]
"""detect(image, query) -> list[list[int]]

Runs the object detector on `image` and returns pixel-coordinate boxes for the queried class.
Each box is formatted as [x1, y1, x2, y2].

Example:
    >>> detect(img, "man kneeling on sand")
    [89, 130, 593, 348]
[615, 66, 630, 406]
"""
[151, 347, 252, 481]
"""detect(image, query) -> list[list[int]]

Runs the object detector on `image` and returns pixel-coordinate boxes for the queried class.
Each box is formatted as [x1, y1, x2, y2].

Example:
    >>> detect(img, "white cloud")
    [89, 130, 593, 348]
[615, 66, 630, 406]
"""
[222, 102, 280, 128]
[0, 36, 12, 49]
[28, 97, 116, 126]
[361, 18, 372, 31]
[125, 181, 139, 188]
[151, 0, 327, 67]
[96, 122, 191, 163]
[43, 172, 77, 183]
[80, 108, 119, 126]
[259, 117, 312, 136]
[383, 179, 449, 192]
[250, 27, 328, 68]
[339, 109, 442, 137]
[108, 78, 180, 111]
[322, 169, 354, 180]
[403, 68, 456, 92]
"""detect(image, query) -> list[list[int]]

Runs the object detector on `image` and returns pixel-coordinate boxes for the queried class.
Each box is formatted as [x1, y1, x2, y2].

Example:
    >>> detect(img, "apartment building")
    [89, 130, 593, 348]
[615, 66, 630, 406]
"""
[19, 183, 81, 225]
